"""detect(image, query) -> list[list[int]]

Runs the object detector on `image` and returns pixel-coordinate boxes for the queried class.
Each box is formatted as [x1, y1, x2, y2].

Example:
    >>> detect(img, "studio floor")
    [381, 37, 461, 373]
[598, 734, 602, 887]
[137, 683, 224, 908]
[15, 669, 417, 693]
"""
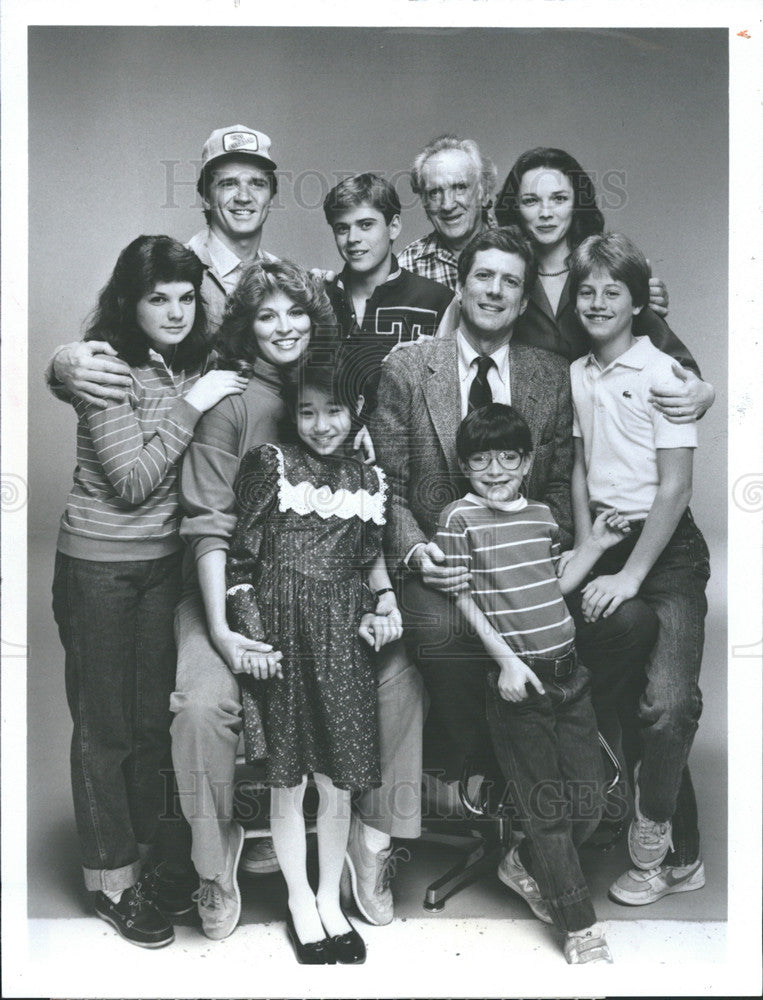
[14, 533, 738, 997]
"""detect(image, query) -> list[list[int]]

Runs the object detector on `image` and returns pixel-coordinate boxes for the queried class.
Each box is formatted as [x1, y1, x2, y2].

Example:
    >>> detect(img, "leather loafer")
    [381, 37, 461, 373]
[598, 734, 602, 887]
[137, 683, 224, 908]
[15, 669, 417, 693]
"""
[329, 921, 366, 964]
[285, 910, 336, 964]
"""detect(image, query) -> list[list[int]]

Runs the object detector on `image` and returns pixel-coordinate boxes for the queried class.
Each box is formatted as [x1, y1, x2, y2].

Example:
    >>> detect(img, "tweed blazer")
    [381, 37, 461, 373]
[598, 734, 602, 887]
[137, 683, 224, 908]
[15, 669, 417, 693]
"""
[371, 337, 573, 564]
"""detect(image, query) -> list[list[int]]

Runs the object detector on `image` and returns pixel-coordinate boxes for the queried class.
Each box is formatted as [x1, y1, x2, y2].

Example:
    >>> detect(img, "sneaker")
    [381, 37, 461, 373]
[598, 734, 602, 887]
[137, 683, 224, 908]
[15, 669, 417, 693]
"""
[628, 761, 673, 869]
[496, 845, 553, 924]
[93, 884, 174, 949]
[344, 815, 409, 926]
[239, 836, 281, 875]
[140, 861, 198, 917]
[564, 924, 614, 964]
[193, 822, 245, 940]
[608, 859, 705, 906]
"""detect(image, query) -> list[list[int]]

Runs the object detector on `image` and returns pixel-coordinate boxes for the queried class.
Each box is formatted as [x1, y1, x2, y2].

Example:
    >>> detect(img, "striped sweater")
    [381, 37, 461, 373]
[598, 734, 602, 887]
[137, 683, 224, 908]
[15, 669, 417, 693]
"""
[57, 349, 207, 561]
[434, 494, 575, 658]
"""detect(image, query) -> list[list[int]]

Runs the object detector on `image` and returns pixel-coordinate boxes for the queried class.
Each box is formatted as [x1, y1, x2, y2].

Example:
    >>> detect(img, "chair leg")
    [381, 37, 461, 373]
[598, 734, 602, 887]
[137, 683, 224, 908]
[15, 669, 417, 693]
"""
[423, 837, 504, 911]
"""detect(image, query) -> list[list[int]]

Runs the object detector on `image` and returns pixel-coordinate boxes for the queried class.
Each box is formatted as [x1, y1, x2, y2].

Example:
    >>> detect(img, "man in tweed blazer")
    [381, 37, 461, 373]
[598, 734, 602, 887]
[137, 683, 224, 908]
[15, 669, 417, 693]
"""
[372, 226, 573, 780]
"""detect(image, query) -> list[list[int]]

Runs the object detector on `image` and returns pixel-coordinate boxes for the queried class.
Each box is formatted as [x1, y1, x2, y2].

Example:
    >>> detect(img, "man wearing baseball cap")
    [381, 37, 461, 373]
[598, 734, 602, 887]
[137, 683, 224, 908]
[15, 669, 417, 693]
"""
[45, 124, 280, 402]
[188, 124, 280, 332]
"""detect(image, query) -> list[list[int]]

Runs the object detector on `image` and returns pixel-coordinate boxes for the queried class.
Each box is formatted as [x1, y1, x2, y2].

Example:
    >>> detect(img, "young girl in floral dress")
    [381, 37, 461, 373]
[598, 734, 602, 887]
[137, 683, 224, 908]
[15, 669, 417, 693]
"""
[225, 350, 401, 964]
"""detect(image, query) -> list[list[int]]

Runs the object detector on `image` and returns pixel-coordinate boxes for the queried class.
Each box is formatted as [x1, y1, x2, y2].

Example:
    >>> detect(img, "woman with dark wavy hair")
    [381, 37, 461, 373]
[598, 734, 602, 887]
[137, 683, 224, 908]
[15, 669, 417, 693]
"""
[52, 235, 249, 949]
[171, 259, 347, 942]
[492, 148, 713, 425]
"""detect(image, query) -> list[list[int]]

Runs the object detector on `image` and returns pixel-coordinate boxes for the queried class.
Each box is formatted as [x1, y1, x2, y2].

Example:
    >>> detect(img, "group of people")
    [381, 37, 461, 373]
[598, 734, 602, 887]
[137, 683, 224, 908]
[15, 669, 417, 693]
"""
[48, 124, 713, 966]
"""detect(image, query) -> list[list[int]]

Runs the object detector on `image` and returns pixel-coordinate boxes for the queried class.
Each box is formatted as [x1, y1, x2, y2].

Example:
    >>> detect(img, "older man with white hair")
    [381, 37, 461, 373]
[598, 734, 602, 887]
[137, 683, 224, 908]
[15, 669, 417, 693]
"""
[399, 134, 497, 291]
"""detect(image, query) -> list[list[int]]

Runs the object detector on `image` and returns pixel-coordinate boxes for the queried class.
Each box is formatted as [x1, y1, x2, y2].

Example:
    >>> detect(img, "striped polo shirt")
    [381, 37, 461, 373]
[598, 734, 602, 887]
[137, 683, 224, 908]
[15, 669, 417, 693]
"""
[435, 494, 575, 658]
[57, 349, 207, 562]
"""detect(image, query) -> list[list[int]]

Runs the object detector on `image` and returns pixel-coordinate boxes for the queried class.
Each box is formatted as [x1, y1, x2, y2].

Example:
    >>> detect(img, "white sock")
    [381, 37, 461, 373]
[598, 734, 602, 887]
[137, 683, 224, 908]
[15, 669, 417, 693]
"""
[359, 820, 391, 853]
[103, 887, 124, 903]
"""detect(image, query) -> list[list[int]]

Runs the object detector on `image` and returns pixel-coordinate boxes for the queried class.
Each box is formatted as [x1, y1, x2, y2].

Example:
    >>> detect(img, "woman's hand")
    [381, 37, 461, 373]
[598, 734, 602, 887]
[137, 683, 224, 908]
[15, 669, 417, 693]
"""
[647, 271, 669, 317]
[359, 607, 403, 652]
[589, 509, 631, 550]
[185, 370, 249, 413]
[210, 625, 282, 677]
[581, 571, 641, 622]
[495, 655, 545, 702]
[239, 648, 284, 680]
[648, 363, 715, 423]
[352, 424, 376, 464]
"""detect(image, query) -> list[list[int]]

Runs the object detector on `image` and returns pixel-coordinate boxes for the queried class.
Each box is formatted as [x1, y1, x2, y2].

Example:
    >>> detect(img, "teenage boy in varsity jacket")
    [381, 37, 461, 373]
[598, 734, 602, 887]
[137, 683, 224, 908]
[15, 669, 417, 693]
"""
[322, 172, 453, 416]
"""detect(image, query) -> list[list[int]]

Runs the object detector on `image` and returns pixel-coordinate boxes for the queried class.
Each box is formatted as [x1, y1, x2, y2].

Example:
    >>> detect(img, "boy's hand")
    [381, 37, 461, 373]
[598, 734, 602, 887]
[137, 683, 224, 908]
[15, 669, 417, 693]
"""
[309, 267, 336, 284]
[411, 541, 471, 593]
[359, 608, 403, 652]
[648, 363, 715, 423]
[353, 424, 375, 464]
[53, 341, 132, 406]
[496, 655, 545, 702]
[589, 509, 631, 550]
[581, 571, 640, 621]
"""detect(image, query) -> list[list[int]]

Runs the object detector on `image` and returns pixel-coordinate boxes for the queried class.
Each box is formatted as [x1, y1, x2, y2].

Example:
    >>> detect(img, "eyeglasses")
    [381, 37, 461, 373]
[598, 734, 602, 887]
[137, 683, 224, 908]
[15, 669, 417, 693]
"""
[466, 450, 525, 472]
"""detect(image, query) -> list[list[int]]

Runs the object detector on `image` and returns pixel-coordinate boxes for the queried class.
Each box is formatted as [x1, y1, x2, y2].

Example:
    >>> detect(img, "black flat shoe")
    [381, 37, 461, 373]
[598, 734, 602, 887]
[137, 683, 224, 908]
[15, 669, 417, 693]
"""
[328, 920, 366, 964]
[285, 910, 336, 964]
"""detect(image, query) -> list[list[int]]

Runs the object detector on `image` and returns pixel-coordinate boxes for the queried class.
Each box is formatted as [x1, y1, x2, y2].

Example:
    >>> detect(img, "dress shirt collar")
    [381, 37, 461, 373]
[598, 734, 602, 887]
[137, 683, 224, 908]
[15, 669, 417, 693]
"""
[456, 329, 510, 386]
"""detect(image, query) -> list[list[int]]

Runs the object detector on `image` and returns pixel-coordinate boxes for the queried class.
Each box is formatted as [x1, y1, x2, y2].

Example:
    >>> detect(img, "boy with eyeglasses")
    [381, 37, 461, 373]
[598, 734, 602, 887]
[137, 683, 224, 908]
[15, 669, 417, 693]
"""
[433, 402, 630, 964]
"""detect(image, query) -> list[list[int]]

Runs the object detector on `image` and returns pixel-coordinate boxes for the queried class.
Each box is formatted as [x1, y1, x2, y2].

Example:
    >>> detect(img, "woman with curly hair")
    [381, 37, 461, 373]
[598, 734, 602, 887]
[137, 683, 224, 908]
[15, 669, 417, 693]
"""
[170, 259, 343, 942]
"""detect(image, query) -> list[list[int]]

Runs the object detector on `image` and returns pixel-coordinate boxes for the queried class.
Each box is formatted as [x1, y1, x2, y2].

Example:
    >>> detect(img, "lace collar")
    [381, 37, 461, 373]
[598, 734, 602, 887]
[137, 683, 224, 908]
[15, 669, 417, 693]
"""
[271, 445, 387, 524]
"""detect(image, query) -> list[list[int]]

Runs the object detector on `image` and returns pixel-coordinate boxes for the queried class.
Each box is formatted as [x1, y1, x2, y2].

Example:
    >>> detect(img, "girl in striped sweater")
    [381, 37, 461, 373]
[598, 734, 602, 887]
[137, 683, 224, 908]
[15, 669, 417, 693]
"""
[52, 235, 248, 948]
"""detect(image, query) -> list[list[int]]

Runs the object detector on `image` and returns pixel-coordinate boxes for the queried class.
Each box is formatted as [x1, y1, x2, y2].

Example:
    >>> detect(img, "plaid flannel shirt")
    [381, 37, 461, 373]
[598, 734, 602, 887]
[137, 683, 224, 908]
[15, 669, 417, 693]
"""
[398, 231, 460, 291]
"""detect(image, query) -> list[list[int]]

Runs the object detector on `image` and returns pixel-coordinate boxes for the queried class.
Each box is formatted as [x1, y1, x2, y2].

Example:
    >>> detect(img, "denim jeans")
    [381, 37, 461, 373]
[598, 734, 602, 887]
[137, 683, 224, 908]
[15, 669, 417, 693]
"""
[581, 509, 710, 865]
[567, 594, 659, 821]
[485, 660, 605, 933]
[52, 550, 182, 892]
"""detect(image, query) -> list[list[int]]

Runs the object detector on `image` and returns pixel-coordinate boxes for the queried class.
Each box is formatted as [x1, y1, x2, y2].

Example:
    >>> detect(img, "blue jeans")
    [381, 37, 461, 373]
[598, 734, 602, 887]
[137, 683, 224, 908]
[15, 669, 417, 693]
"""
[583, 509, 710, 865]
[52, 551, 182, 892]
[485, 658, 605, 933]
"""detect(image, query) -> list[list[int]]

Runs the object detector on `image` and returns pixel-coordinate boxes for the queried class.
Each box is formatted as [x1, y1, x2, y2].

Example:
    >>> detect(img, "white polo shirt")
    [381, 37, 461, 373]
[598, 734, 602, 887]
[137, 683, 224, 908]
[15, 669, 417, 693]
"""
[456, 329, 511, 416]
[571, 336, 697, 519]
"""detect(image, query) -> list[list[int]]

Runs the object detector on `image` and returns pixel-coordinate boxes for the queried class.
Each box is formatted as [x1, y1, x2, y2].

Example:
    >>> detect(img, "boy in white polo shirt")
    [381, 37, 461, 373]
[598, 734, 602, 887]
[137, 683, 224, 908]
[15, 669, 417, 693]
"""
[569, 233, 710, 906]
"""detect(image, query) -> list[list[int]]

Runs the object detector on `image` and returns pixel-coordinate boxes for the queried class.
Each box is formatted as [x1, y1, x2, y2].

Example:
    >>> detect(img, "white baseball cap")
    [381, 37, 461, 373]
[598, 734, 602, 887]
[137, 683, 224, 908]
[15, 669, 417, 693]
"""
[200, 124, 277, 174]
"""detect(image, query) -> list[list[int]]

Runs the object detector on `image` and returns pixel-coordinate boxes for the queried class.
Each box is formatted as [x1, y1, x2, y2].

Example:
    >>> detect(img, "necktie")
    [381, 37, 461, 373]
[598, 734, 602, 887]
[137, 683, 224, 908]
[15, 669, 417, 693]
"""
[468, 355, 495, 412]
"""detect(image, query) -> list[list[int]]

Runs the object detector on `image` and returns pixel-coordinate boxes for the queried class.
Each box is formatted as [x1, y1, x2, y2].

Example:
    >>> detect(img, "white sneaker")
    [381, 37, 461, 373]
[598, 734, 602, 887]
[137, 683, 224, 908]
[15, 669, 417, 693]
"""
[564, 923, 614, 964]
[193, 822, 245, 940]
[239, 836, 281, 875]
[628, 760, 673, 869]
[609, 859, 705, 905]
[344, 814, 409, 926]
[496, 845, 553, 924]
